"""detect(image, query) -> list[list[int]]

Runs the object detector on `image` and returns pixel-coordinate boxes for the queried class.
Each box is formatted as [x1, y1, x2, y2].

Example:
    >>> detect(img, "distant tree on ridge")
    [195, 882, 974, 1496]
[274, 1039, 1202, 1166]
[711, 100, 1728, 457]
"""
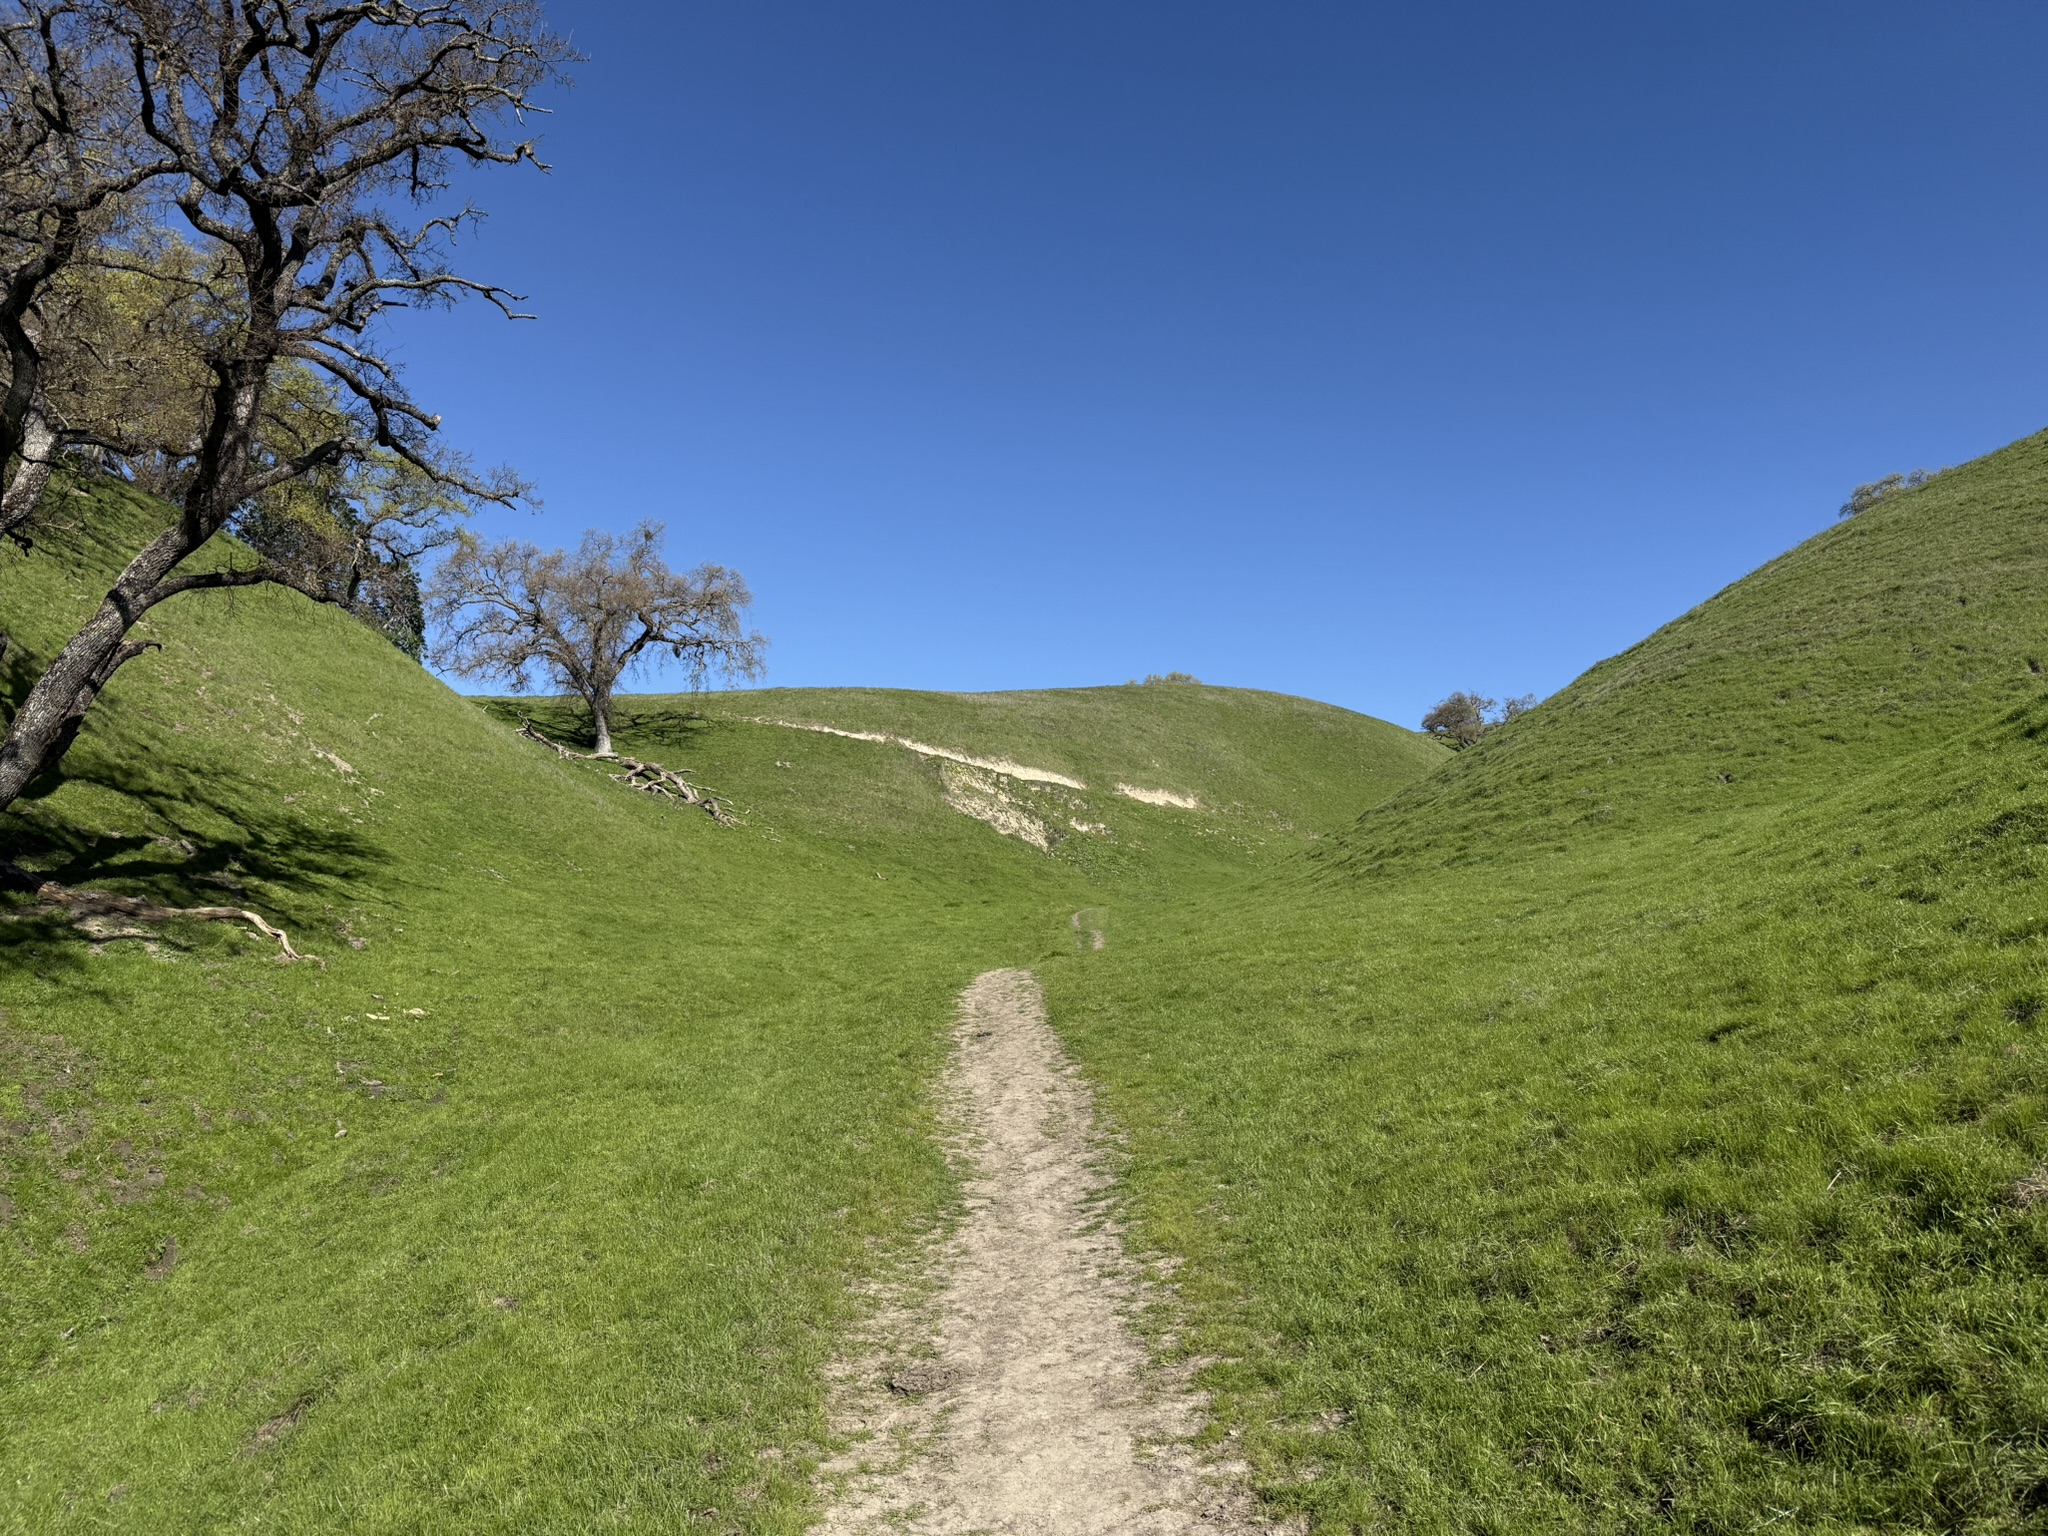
[1840, 468, 1945, 518]
[1423, 691, 1537, 748]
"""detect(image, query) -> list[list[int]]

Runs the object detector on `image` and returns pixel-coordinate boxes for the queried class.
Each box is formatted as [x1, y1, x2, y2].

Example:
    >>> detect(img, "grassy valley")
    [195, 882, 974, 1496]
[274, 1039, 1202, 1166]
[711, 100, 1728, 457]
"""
[0, 482, 1430, 1531]
[4, 432, 2048, 1532]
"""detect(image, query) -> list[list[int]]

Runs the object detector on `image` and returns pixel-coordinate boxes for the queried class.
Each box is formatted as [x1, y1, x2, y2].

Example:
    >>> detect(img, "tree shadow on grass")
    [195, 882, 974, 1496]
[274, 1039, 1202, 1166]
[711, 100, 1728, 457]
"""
[475, 694, 719, 755]
[4, 765, 381, 886]
[473, 695, 594, 749]
[0, 744, 386, 975]
[612, 704, 717, 754]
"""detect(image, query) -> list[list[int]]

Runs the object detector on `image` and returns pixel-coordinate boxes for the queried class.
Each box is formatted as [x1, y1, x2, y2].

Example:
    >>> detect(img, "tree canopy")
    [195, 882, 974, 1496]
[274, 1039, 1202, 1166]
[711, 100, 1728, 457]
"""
[0, 0, 570, 810]
[430, 522, 765, 756]
[1422, 691, 1536, 748]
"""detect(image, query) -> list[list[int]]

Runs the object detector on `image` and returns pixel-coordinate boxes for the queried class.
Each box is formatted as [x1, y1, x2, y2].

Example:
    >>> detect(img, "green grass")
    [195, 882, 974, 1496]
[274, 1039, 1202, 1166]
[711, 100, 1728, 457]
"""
[0, 482, 1432, 1531]
[6, 430, 2048, 1532]
[0, 486, 1060, 1531]
[1036, 431, 2048, 1532]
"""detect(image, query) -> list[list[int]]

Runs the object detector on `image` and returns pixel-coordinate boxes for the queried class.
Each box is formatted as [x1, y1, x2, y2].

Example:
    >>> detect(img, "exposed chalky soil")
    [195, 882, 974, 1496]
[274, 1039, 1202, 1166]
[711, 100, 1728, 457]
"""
[818, 969, 1264, 1535]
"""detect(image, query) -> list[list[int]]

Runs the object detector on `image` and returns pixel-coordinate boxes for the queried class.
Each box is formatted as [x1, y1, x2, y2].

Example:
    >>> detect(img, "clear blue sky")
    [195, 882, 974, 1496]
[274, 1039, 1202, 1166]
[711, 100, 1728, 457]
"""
[403, 1, 2048, 728]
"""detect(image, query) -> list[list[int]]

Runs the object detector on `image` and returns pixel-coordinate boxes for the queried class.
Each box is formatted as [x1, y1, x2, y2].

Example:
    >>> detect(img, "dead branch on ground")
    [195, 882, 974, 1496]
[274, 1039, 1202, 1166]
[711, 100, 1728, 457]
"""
[517, 720, 738, 825]
[1, 861, 321, 964]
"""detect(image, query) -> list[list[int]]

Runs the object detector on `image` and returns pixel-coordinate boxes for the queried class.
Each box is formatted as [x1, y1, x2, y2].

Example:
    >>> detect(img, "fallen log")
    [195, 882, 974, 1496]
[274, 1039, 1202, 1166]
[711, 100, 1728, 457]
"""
[517, 721, 738, 825]
[1, 861, 321, 964]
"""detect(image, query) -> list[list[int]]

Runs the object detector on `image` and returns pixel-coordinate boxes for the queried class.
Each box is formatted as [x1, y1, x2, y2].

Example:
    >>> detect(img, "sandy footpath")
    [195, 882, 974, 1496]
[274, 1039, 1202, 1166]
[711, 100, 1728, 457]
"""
[817, 969, 1264, 1534]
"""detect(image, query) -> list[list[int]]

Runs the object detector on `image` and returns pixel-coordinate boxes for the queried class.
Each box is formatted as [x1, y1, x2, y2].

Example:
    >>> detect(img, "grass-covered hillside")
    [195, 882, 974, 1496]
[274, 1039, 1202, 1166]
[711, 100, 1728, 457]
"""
[502, 681, 1442, 897]
[1045, 432, 2048, 1532]
[1346, 430, 2048, 869]
[720, 682, 1442, 834]
[6, 429, 2047, 1533]
[0, 480, 1433, 1532]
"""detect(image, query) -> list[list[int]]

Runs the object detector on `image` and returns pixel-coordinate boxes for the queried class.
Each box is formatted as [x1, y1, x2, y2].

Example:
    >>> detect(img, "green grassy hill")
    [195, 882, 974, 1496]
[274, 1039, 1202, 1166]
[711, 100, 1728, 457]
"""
[5, 430, 2047, 1533]
[0, 482, 1433, 1532]
[713, 681, 1443, 832]
[501, 682, 1442, 898]
[1345, 430, 2048, 870]
[1044, 432, 2048, 1532]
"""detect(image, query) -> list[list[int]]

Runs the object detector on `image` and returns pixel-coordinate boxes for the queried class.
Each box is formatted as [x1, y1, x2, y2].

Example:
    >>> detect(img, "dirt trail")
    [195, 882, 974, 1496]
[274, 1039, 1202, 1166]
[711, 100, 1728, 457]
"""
[818, 969, 1262, 1534]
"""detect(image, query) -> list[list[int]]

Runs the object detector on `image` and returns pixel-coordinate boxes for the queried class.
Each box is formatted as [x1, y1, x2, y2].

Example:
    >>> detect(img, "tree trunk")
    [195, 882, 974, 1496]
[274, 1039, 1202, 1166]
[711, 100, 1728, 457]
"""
[0, 519, 194, 806]
[0, 363, 266, 810]
[0, 410, 58, 667]
[590, 692, 613, 757]
[1, 410, 57, 543]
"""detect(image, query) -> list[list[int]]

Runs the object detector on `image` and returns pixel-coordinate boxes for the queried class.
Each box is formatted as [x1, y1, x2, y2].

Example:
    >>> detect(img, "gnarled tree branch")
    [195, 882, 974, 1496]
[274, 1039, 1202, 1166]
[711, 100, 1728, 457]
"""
[0, 0, 571, 812]
[516, 719, 739, 826]
[0, 858, 320, 962]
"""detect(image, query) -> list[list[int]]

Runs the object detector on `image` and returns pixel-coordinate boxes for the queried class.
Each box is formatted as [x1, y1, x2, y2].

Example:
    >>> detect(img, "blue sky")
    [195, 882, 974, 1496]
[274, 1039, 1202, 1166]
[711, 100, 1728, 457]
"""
[403, 1, 2048, 728]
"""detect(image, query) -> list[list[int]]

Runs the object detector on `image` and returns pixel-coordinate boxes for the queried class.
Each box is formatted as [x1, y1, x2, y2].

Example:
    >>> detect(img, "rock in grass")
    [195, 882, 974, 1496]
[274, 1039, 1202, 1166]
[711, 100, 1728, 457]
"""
[886, 1363, 956, 1396]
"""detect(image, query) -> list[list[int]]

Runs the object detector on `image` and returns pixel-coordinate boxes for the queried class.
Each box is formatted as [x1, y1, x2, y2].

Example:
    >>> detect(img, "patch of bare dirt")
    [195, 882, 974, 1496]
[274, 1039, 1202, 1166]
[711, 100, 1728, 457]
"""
[758, 720, 1086, 789]
[1115, 784, 1200, 810]
[247, 1391, 314, 1453]
[818, 969, 1269, 1534]
[938, 761, 1061, 852]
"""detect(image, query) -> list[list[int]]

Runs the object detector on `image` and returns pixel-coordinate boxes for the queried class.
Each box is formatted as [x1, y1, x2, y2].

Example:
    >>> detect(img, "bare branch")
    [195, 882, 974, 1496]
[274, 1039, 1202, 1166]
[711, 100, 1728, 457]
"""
[1, 859, 320, 962]
[0, 0, 570, 810]
[432, 523, 766, 758]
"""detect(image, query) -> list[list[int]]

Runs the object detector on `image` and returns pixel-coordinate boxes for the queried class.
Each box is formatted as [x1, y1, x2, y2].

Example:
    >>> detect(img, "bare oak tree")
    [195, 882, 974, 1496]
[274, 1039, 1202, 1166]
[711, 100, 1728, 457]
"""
[0, 0, 570, 811]
[431, 522, 765, 756]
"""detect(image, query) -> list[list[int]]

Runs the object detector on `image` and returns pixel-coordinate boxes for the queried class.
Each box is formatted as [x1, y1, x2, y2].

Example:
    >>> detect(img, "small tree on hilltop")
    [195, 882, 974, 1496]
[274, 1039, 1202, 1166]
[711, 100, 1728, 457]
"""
[1839, 468, 1944, 518]
[1422, 691, 1537, 748]
[1422, 692, 1492, 748]
[430, 522, 765, 756]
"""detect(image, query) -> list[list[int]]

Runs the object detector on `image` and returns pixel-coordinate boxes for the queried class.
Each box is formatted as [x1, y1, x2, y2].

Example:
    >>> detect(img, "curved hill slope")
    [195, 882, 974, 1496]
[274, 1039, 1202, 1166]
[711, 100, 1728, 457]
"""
[1041, 427, 2048, 1534]
[722, 682, 1443, 831]
[1344, 427, 2048, 869]
[494, 681, 1442, 887]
